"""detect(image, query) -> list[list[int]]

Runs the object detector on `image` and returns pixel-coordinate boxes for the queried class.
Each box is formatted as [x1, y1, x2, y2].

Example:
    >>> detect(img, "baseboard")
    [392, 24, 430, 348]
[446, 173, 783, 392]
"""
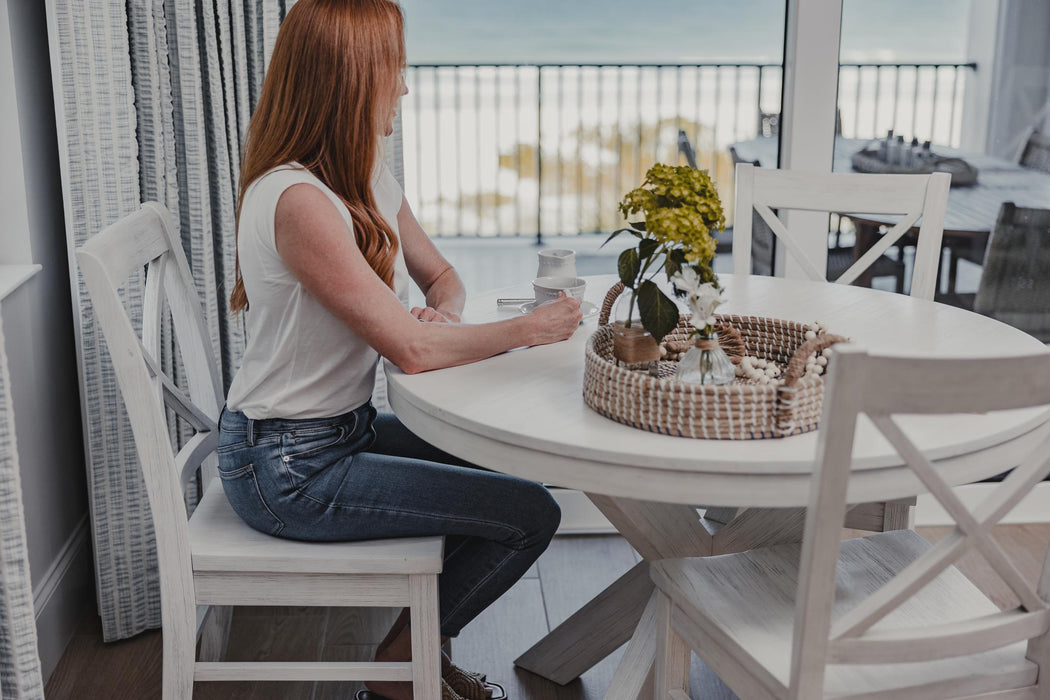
[33, 515, 93, 683]
[551, 489, 617, 534]
[552, 482, 1050, 536]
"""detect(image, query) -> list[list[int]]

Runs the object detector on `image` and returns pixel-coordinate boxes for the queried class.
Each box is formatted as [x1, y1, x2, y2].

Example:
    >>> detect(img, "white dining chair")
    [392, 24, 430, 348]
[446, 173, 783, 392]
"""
[733, 163, 951, 301]
[651, 344, 1050, 700]
[76, 202, 443, 699]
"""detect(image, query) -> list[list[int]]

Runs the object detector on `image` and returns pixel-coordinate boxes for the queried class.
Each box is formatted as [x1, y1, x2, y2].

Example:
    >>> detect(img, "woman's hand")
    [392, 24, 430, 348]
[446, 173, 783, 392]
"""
[525, 293, 583, 345]
[411, 306, 460, 323]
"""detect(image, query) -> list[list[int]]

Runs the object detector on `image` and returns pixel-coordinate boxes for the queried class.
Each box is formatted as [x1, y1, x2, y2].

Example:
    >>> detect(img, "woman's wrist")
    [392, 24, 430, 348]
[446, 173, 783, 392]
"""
[434, 306, 462, 323]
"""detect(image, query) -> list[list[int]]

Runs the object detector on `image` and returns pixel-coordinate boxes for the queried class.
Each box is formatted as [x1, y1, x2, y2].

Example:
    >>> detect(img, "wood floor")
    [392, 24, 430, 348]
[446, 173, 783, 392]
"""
[46, 524, 1050, 700]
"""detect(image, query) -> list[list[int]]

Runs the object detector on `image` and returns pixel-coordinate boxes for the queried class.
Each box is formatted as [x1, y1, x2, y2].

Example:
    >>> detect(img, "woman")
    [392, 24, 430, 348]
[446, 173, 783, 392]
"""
[217, 1, 581, 698]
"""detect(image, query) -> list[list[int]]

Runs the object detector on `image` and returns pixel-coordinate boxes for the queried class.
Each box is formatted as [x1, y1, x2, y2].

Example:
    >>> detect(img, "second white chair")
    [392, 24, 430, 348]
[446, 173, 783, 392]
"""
[652, 345, 1050, 699]
[733, 163, 951, 300]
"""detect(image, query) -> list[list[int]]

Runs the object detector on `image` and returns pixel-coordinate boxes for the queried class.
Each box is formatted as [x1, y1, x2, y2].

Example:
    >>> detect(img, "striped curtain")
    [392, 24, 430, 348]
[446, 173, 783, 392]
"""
[0, 315, 44, 698]
[51, 0, 407, 641]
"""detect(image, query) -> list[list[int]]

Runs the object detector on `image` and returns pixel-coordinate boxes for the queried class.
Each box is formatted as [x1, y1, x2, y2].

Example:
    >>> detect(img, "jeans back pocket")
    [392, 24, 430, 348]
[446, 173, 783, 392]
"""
[218, 463, 285, 536]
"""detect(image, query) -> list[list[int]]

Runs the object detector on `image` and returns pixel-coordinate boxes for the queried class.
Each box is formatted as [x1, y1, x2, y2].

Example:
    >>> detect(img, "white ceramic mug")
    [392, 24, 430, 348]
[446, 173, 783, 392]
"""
[536, 249, 577, 279]
[533, 276, 586, 304]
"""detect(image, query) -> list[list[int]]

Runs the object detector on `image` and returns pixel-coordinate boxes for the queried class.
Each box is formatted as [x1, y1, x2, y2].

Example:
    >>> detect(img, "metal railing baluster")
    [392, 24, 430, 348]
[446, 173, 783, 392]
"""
[475, 65, 482, 235]
[536, 67, 543, 243]
[948, 66, 961, 147]
[579, 66, 588, 235]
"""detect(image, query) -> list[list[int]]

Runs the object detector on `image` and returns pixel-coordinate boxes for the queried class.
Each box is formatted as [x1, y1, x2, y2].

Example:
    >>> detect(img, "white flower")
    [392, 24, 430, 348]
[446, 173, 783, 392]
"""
[686, 282, 723, 330]
[671, 267, 700, 295]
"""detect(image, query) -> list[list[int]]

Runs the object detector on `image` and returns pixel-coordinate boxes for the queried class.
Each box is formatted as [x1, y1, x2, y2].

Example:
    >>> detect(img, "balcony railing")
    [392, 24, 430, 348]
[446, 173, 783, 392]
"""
[401, 61, 976, 239]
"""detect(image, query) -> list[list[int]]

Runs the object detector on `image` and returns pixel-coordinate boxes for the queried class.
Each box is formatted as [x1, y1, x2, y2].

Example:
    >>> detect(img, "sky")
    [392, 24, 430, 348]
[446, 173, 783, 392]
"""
[398, 0, 973, 65]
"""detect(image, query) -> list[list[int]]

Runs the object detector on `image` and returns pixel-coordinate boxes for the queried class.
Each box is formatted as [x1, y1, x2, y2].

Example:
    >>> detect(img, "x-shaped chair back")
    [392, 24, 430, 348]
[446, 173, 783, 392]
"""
[733, 163, 951, 300]
[790, 344, 1050, 698]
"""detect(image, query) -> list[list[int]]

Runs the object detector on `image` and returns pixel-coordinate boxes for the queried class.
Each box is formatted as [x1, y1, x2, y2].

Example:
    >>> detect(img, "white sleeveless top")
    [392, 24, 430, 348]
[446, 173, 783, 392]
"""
[227, 162, 409, 419]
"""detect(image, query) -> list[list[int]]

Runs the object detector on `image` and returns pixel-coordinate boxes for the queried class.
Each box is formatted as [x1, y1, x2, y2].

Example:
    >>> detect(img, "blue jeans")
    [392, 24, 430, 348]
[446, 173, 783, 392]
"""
[217, 403, 561, 637]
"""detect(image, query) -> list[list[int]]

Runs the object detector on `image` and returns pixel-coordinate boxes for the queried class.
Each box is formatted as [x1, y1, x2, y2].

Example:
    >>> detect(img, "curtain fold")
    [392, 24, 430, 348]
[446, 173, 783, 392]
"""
[48, 0, 151, 643]
[52, 0, 264, 641]
[51, 0, 405, 641]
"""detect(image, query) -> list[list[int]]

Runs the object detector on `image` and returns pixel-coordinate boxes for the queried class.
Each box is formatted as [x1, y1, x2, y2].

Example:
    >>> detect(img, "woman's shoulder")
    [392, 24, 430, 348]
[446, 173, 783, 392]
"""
[245, 162, 329, 201]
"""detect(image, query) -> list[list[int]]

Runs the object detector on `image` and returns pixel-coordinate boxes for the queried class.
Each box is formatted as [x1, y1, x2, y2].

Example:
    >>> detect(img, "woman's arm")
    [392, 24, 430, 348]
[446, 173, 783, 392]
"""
[397, 195, 464, 322]
[274, 183, 581, 374]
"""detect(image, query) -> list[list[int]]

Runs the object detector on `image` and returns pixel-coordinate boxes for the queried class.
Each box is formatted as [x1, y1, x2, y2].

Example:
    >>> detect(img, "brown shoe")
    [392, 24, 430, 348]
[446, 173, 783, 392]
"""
[355, 678, 471, 700]
[444, 664, 507, 700]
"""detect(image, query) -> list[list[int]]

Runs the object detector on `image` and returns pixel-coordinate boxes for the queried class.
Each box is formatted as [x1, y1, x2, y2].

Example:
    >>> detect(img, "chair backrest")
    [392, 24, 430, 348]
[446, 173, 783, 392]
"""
[1020, 131, 1050, 175]
[975, 202, 1050, 343]
[76, 202, 224, 622]
[789, 344, 1050, 698]
[677, 129, 699, 169]
[733, 163, 951, 300]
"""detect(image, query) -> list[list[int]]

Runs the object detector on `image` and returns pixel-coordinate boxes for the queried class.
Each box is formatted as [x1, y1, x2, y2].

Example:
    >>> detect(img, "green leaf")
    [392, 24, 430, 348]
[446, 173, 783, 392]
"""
[601, 228, 629, 248]
[638, 238, 660, 261]
[629, 220, 647, 232]
[618, 248, 640, 288]
[637, 281, 680, 342]
[665, 248, 687, 280]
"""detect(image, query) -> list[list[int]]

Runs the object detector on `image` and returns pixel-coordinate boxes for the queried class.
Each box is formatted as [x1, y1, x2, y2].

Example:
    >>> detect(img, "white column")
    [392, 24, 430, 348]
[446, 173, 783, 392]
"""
[960, 0, 1003, 153]
[777, 0, 843, 278]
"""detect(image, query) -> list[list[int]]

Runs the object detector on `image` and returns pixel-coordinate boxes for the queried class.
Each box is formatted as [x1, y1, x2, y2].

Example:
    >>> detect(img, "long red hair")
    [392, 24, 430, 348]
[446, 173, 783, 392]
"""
[231, 0, 405, 312]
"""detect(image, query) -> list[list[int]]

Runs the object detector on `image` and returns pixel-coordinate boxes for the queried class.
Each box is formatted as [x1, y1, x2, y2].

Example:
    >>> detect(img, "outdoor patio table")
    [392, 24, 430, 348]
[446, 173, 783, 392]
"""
[728, 136, 1050, 293]
[385, 273, 1050, 699]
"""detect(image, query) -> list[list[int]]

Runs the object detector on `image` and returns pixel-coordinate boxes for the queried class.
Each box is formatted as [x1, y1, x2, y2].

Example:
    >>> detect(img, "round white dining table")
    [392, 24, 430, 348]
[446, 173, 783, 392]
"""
[385, 273, 1050, 699]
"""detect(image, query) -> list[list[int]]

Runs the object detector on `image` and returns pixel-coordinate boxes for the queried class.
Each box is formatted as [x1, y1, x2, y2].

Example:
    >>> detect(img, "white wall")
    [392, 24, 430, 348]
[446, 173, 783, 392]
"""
[984, 0, 1050, 158]
[3, 0, 93, 683]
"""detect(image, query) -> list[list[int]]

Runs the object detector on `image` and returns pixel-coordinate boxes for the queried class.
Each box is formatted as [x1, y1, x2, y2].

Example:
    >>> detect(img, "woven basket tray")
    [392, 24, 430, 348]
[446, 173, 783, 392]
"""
[582, 283, 847, 439]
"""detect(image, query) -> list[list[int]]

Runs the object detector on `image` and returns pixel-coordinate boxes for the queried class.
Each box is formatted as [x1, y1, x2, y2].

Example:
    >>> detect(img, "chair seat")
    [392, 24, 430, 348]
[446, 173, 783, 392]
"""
[189, 483, 444, 574]
[652, 530, 1037, 698]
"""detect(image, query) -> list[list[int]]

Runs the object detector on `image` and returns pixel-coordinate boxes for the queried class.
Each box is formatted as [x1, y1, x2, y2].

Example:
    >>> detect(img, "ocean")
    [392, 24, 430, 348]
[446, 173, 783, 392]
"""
[399, 0, 972, 64]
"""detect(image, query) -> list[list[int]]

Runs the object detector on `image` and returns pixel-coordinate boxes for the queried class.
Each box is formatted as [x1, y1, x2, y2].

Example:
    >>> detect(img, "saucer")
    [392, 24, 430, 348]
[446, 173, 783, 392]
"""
[519, 300, 599, 322]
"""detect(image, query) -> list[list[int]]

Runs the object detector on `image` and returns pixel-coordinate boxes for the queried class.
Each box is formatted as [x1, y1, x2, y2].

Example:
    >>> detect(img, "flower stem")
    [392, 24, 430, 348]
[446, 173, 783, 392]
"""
[626, 239, 666, 327]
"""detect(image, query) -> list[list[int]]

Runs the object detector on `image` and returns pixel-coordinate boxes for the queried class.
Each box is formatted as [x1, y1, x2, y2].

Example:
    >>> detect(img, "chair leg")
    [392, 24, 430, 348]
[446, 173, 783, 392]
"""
[410, 574, 441, 699]
[163, 611, 196, 700]
[198, 605, 233, 662]
[654, 592, 691, 700]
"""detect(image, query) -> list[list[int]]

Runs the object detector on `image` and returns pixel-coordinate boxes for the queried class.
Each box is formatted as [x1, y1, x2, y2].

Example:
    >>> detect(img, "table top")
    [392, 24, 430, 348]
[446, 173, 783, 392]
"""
[729, 137, 1050, 234]
[386, 274, 1050, 507]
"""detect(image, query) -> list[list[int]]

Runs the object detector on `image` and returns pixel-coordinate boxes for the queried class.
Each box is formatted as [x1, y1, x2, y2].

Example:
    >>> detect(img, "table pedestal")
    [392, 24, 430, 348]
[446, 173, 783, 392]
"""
[514, 496, 913, 699]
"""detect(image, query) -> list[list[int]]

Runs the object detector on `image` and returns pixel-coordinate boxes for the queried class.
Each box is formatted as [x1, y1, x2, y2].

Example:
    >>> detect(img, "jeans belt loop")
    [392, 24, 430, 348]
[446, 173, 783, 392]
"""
[246, 417, 255, 446]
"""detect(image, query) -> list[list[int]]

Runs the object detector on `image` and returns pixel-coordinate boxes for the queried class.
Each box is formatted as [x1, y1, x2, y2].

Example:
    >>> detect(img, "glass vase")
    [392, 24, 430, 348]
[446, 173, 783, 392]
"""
[675, 333, 735, 385]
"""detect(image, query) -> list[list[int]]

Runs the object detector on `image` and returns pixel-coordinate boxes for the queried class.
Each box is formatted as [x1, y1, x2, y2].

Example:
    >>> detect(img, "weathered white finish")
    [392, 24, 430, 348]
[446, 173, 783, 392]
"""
[189, 486, 442, 574]
[514, 560, 654, 684]
[733, 163, 951, 300]
[654, 593, 690, 700]
[194, 661, 413, 682]
[386, 274, 1050, 695]
[651, 345, 1050, 699]
[386, 275, 1050, 508]
[76, 203, 443, 699]
[603, 593, 660, 700]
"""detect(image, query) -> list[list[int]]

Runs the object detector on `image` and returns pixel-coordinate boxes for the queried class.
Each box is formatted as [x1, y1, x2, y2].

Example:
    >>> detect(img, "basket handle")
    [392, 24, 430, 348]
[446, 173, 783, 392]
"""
[599, 282, 627, 326]
[782, 333, 848, 387]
